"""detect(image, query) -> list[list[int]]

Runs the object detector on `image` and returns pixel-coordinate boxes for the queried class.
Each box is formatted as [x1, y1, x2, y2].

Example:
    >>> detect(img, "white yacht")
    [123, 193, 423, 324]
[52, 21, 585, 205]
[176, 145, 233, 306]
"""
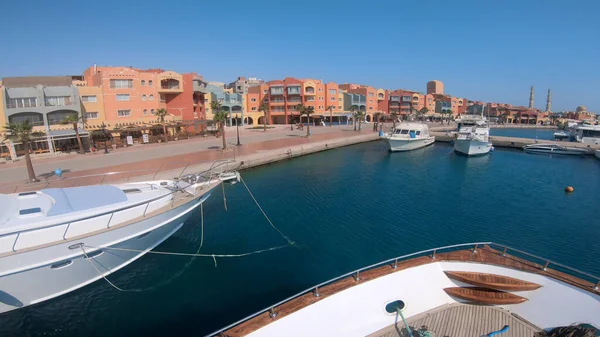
[595, 149, 600, 160]
[384, 123, 435, 152]
[523, 144, 588, 156]
[453, 115, 493, 156]
[571, 124, 600, 145]
[0, 163, 240, 314]
[208, 242, 600, 337]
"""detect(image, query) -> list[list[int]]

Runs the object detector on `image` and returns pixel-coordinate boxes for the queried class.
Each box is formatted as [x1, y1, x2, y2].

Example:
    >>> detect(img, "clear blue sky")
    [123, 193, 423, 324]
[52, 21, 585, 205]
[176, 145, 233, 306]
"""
[1, 0, 598, 112]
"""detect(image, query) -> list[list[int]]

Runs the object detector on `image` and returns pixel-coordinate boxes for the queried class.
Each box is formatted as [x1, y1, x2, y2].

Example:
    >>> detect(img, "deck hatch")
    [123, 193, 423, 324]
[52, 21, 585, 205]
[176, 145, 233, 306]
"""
[122, 188, 142, 194]
[19, 207, 42, 216]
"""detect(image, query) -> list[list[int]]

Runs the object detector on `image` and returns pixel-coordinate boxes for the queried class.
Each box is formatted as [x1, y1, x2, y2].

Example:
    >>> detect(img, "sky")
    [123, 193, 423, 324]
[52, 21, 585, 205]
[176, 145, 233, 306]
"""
[1, 0, 599, 112]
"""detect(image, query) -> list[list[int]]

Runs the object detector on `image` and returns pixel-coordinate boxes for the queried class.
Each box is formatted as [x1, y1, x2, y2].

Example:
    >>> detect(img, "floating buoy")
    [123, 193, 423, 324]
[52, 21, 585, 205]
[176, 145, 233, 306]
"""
[565, 186, 574, 193]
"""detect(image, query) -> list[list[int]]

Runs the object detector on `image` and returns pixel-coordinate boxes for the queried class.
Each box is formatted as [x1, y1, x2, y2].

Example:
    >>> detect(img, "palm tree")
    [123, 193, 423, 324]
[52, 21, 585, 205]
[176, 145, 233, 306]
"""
[373, 112, 382, 131]
[354, 110, 366, 131]
[419, 107, 429, 115]
[349, 105, 358, 131]
[61, 113, 85, 154]
[3, 121, 43, 182]
[513, 112, 522, 124]
[211, 101, 228, 150]
[258, 103, 269, 132]
[327, 105, 334, 127]
[153, 108, 170, 143]
[390, 111, 399, 130]
[297, 104, 315, 137]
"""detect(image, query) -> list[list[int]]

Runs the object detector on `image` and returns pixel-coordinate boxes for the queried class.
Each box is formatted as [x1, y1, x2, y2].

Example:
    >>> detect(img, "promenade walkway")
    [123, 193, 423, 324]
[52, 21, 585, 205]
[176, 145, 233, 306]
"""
[0, 125, 378, 192]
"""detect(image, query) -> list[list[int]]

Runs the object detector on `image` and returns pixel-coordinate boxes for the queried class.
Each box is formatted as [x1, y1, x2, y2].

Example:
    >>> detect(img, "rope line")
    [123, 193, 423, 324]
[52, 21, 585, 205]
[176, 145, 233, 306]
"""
[239, 175, 294, 246]
[84, 243, 290, 258]
[81, 246, 128, 292]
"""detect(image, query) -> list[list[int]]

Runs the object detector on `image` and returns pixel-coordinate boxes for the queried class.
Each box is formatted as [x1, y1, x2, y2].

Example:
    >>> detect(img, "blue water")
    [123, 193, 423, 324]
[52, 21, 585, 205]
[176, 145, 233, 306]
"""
[490, 128, 557, 140]
[2, 141, 600, 337]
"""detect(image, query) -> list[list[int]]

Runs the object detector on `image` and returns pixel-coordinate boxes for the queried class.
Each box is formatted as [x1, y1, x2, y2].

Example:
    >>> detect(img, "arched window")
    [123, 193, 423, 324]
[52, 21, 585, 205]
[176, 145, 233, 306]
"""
[148, 80, 153, 86]
[142, 94, 147, 101]
[141, 80, 146, 86]
[143, 109, 148, 115]
[149, 94, 154, 101]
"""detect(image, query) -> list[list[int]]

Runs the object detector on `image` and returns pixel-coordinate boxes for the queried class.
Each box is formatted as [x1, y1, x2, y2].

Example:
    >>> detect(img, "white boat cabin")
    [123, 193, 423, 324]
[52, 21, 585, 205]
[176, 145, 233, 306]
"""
[390, 123, 430, 139]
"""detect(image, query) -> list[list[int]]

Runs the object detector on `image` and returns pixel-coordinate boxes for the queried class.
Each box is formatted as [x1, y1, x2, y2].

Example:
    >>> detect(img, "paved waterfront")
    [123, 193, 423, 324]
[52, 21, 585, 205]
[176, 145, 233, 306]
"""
[0, 124, 380, 190]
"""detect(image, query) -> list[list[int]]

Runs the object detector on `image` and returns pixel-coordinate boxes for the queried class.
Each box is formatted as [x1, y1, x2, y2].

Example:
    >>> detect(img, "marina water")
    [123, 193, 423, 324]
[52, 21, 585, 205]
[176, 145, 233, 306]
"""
[1, 140, 599, 337]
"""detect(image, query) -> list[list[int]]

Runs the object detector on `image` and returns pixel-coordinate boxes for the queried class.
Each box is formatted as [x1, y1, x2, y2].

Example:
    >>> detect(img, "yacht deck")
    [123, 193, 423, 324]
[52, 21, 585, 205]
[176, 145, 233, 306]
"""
[367, 303, 541, 337]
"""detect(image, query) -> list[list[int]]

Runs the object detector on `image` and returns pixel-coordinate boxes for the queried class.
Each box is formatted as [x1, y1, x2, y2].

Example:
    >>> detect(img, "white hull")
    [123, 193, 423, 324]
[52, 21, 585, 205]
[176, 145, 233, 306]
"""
[595, 150, 600, 160]
[0, 193, 209, 314]
[386, 136, 435, 152]
[453, 139, 492, 156]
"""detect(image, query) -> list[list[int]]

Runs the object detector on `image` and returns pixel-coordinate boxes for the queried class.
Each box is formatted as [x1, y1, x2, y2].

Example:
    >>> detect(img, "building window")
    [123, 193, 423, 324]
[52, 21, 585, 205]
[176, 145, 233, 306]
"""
[159, 94, 165, 102]
[329, 89, 337, 95]
[148, 80, 153, 86]
[81, 95, 97, 103]
[7, 97, 38, 109]
[143, 109, 148, 115]
[330, 97, 336, 101]
[151, 109, 155, 114]
[141, 94, 147, 101]
[109, 79, 133, 89]
[149, 94, 155, 101]
[251, 107, 257, 111]
[45, 96, 72, 106]
[319, 97, 324, 101]
[369, 93, 374, 97]
[117, 110, 131, 117]
[116, 94, 130, 101]
[85, 112, 99, 119]
[338, 105, 342, 109]
[251, 98, 256, 102]
[369, 107, 373, 110]
[338, 98, 342, 101]
[318, 88, 324, 92]
[141, 80, 146, 86]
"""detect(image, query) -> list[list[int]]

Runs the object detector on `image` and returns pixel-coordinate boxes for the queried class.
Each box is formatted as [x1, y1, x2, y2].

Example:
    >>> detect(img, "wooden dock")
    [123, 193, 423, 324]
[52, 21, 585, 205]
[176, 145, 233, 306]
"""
[431, 132, 600, 154]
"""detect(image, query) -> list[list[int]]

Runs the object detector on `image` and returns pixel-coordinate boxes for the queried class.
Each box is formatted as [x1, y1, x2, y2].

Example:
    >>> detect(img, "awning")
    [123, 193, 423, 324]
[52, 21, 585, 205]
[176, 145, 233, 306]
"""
[43, 86, 73, 97]
[49, 129, 89, 140]
[6, 87, 38, 98]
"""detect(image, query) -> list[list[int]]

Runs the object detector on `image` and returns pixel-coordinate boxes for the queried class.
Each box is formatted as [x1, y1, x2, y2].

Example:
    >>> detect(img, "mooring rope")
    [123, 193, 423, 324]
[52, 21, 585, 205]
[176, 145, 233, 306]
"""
[83, 173, 295, 292]
[239, 175, 294, 246]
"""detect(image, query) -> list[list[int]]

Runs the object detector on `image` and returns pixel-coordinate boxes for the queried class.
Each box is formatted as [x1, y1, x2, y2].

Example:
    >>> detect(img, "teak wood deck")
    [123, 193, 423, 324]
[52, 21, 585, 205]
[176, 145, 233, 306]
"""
[367, 303, 541, 337]
[444, 271, 542, 291]
[217, 245, 600, 337]
[444, 287, 528, 305]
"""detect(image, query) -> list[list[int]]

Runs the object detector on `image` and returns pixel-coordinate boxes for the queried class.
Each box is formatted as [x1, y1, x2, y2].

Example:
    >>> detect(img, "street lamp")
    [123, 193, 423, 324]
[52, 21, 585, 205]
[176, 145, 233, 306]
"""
[100, 122, 109, 154]
[235, 113, 241, 146]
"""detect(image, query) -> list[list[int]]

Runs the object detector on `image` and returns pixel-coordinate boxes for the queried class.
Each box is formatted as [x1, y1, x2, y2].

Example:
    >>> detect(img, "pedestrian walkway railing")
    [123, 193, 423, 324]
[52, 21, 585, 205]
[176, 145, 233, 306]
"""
[205, 241, 600, 337]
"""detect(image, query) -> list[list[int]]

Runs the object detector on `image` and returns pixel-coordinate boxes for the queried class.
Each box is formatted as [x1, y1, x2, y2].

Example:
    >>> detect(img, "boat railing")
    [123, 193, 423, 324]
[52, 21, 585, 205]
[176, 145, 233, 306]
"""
[205, 241, 600, 337]
[0, 160, 240, 255]
[0, 158, 240, 194]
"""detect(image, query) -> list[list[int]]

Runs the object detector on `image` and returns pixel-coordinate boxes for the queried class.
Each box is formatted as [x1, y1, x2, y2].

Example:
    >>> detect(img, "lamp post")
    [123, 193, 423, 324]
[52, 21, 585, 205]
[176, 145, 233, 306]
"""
[100, 122, 109, 154]
[235, 113, 241, 146]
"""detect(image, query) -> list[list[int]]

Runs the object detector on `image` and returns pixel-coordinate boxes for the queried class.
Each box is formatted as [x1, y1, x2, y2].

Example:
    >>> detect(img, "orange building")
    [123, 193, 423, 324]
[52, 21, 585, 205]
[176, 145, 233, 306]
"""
[82, 65, 207, 128]
[247, 77, 346, 124]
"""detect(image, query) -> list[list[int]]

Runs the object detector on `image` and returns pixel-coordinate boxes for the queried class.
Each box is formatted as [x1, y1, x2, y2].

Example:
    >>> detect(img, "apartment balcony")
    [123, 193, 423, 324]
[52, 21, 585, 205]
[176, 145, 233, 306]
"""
[158, 79, 183, 93]
[270, 100, 285, 106]
[390, 96, 400, 102]
[270, 87, 284, 95]
[287, 86, 301, 95]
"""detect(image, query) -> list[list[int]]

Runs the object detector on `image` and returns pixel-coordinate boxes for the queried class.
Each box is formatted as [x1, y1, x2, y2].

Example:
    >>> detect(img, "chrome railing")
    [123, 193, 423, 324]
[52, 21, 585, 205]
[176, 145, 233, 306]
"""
[0, 160, 241, 254]
[205, 241, 600, 337]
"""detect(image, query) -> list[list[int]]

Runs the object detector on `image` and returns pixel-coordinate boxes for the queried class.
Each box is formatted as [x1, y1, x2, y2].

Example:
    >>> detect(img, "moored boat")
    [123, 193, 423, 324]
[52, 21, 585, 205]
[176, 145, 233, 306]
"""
[596, 149, 600, 160]
[208, 243, 600, 337]
[0, 162, 240, 314]
[453, 115, 493, 156]
[553, 131, 569, 141]
[384, 122, 435, 152]
[523, 143, 588, 156]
